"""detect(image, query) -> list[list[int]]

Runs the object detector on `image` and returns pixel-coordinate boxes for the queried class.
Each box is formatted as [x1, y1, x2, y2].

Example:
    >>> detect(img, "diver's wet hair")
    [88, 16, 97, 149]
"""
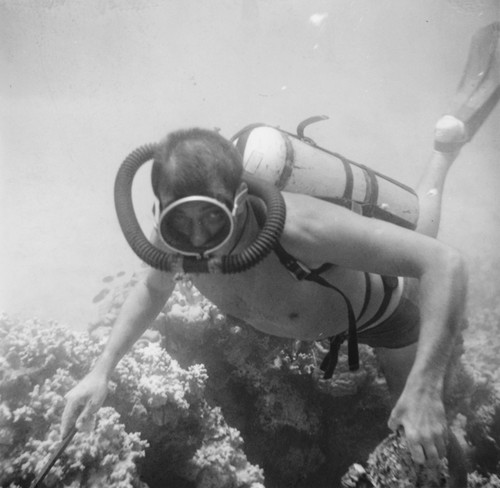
[152, 128, 243, 204]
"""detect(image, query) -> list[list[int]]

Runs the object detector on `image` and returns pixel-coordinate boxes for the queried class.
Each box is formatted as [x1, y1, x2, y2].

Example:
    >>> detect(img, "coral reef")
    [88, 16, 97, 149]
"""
[0, 315, 148, 488]
[340, 286, 500, 487]
[0, 311, 263, 488]
[89, 273, 394, 486]
[3, 256, 500, 487]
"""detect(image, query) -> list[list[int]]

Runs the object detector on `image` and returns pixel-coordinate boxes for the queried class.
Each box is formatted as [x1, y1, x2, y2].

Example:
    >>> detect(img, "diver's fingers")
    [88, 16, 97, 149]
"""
[422, 441, 440, 466]
[418, 423, 448, 465]
[403, 432, 427, 465]
[410, 443, 427, 465]
[61, 393, 85, 438]
[396, 425, 427, 465]
[77, 411, 97, 433]
[75, 398, 99, 432]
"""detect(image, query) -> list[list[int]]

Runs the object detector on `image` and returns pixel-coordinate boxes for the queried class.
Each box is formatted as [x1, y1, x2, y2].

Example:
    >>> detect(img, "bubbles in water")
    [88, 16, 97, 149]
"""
[309, 12, 329, 27]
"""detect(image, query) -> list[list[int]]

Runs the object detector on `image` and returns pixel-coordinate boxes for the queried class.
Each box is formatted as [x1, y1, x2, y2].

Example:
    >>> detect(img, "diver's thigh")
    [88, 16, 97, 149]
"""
[375, 343, 418, 402]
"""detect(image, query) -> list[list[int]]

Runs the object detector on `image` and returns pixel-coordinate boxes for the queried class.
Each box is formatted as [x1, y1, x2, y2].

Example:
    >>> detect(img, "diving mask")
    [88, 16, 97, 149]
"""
[156, 186, 248, 258]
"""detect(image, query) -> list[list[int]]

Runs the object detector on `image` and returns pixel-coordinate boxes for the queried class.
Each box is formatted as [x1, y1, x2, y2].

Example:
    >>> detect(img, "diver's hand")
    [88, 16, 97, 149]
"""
[61, 372, 109, 439]
[388, 386, 448, 465]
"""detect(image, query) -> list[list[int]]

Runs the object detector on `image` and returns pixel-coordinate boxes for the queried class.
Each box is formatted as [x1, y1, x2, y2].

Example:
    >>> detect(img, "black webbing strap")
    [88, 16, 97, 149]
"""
[273, 243, 397, 379]
[273, 243, 360, 378]
[305, 270, 360, 378]
[317, 273, 397, 379]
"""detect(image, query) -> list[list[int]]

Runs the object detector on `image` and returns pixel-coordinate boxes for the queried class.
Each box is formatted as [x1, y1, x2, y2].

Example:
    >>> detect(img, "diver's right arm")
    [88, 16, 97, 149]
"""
[61, 267, 174, 438]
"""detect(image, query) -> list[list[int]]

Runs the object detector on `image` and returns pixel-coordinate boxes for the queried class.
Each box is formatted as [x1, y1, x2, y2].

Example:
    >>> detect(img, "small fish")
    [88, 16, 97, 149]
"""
[92, 288, 110, 303]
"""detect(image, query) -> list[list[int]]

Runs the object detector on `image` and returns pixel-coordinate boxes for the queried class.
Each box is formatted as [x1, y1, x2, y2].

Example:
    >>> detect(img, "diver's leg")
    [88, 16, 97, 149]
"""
[375, 343, 418, 404]
[417, 21, 500, 238]
[414, 116, 465, 238]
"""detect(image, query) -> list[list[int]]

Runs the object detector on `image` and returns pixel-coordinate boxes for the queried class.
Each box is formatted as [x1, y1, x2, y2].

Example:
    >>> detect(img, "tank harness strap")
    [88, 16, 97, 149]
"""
[274, 243, 360, 378]
[273, 243, 397, 379]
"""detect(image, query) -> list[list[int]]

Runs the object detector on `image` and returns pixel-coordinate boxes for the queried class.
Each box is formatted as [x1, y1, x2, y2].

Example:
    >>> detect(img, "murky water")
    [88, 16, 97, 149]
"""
[1, 0, 499, 329]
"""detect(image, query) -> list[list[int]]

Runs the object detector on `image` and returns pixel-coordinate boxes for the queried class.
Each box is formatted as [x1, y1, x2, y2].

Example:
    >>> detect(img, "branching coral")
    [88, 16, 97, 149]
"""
[109, 341, 208, 422]
[189, 406, 265, 488]
[0, 314, 149, 488]
[0, 302, 265, 488]
[16, 408, 148, 487]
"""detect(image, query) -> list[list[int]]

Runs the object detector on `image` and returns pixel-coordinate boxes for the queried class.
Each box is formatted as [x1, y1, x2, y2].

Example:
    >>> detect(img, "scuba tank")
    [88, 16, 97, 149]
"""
[232, 115, 419, 230]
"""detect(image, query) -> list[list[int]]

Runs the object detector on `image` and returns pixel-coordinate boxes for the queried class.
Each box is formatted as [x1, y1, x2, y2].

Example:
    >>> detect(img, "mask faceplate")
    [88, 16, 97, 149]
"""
[157, 187, 247, 257]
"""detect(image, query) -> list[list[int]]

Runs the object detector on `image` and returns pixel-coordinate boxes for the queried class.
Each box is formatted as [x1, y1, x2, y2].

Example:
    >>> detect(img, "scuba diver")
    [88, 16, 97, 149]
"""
[61, 22, 499, 473]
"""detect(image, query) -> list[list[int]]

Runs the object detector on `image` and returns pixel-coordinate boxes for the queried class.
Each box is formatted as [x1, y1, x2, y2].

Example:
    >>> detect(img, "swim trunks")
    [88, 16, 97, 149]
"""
[357, 277, 420, 349]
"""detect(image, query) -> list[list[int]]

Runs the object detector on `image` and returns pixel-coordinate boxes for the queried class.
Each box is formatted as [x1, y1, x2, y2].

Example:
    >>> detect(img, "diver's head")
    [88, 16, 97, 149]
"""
[151, 128, 248, 257]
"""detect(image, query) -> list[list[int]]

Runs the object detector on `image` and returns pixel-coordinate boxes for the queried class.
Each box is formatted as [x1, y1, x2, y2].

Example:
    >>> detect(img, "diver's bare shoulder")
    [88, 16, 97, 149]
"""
[279, 191, 358, 269]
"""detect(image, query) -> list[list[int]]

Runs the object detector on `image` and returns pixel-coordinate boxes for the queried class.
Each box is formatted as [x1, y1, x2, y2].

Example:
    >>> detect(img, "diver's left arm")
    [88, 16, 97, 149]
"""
[281, 194, 468, 465]
[386, 245, 467, 465]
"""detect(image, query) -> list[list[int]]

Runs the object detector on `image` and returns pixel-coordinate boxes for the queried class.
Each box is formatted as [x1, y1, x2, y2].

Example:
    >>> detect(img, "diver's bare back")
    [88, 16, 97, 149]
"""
[193, 249, 387, 341]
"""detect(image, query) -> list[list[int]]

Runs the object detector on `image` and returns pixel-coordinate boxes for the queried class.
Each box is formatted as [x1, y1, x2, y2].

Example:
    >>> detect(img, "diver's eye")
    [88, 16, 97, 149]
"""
[170, 213, 191, 235]
[203, 208, 226, 225]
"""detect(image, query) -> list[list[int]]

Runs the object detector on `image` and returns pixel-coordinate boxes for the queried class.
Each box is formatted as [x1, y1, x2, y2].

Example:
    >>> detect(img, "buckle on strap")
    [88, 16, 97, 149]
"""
[274, 243, 313, 281]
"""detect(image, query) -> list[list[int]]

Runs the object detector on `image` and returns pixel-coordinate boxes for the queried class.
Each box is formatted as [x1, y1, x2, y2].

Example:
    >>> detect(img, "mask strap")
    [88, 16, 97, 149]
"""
[232, 186, 248, 215]
[152, 199, 161, 231]
[225, 200, 251, 255]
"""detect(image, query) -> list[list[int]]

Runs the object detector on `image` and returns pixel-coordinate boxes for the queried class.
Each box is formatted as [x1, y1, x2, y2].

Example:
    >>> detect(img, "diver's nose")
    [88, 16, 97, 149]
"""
[190, 221, 210, 247]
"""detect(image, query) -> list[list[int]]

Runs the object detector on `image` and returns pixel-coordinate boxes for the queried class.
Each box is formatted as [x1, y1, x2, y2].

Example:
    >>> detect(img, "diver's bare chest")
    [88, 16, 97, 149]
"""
[190, 254, 364, 340]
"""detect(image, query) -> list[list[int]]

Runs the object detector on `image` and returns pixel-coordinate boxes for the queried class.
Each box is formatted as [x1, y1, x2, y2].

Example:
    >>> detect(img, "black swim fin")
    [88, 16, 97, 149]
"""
[435, 22, 500, 152]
